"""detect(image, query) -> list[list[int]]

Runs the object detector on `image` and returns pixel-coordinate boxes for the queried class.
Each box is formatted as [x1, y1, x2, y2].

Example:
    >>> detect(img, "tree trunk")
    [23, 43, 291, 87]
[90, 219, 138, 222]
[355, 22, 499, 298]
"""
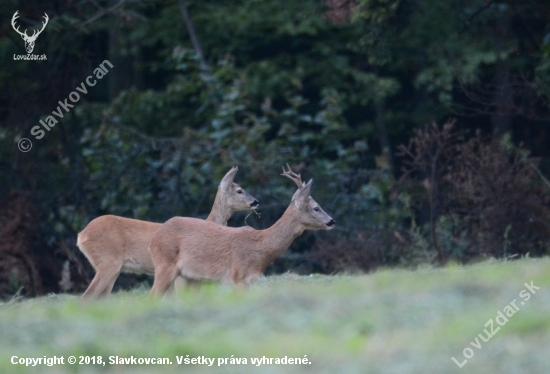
[375, 100, 394, 175]
[177, 0, 207, 70]
[490, 12, 513, 137]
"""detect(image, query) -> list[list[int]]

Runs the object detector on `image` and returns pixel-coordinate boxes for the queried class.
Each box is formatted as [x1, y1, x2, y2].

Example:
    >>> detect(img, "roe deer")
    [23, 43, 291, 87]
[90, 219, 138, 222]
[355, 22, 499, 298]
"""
[77, 166, 259, 298]
[149, 166, 335, 295]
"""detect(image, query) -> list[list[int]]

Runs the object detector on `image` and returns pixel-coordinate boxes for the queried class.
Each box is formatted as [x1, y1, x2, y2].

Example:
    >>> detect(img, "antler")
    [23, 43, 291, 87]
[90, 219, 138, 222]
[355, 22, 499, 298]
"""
[281, 163, 304, 189]
[11, 11, 26, 38]
[32, 13, 49, 38]
[11, 11, 49, 39]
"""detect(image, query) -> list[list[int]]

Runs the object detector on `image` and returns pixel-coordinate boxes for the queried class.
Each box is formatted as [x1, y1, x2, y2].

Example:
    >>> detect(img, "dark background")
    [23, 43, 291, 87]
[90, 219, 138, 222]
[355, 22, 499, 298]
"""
[1, 0, 550, 298]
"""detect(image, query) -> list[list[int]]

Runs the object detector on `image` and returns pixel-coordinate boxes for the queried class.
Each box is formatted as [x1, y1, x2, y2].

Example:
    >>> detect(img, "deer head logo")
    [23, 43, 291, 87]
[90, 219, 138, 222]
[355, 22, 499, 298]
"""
[11, 11, 48, 54]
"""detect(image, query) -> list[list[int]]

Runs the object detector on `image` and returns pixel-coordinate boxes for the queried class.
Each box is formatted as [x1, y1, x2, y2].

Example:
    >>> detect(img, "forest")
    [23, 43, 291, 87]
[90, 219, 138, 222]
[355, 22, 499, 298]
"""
[1, 0, 550, 298]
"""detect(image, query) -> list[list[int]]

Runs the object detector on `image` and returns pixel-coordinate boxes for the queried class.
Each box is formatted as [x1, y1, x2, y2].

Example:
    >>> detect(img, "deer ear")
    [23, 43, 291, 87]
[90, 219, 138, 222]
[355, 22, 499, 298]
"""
[293, 179, 313, 208]
[220, 166, 238, 191]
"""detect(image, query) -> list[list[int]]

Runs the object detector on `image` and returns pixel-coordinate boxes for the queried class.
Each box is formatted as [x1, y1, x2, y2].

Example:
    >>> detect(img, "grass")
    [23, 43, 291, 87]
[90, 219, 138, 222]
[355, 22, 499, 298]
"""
[1, 258, 550, 373]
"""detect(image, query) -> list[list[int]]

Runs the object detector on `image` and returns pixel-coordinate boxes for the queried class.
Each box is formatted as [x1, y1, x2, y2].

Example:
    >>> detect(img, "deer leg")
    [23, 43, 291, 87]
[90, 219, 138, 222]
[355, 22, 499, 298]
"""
[174, 276, 203, 290]
[81, 262, 122, 299]
[186, 278, 203, 290]
[150, 263, 178, 297]
[97, 270, 121, 297]
[174, 276, 187, 291]
[165, 279, 176, 295]
[81, 274, 103, 299]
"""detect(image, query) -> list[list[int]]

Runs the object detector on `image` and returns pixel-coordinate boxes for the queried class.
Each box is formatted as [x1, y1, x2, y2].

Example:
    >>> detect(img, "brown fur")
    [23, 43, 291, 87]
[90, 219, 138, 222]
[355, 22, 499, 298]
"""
[77, 167, 258, 298]
[149, 179, 335, 296]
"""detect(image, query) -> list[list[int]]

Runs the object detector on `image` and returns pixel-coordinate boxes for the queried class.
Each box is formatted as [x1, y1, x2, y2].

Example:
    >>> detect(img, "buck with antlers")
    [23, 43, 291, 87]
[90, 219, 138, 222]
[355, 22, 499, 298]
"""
[149, 165, 335, 295]
[77, 166, 259, 298]
[11, 11, 49, 54]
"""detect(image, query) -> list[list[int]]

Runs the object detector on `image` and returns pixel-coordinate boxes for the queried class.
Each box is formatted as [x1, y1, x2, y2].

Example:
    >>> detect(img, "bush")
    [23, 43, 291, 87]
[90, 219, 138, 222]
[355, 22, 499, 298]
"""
[398, 121, 550, 263]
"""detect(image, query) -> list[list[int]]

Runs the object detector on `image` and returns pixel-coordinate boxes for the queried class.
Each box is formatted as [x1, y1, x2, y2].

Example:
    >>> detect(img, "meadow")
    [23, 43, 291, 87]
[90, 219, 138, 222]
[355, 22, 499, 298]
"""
[1, 258, 549, 374]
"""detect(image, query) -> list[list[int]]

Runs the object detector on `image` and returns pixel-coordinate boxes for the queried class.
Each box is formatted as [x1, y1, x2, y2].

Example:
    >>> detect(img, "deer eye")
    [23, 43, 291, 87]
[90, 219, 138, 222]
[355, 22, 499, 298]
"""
[313, 207, 320, 212]
[237, 190, 243, 194]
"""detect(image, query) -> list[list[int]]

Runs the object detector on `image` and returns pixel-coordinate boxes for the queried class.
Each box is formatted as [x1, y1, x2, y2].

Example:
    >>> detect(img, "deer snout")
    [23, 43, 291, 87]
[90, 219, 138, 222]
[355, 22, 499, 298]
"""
[250, 199, 259, 208]
[325, 219, 336, 229]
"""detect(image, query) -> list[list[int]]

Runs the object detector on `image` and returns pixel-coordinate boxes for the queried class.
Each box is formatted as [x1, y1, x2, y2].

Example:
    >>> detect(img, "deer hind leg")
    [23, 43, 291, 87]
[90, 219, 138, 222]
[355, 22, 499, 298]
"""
[81, 261, 123, 299]
[186, 278, 203, 290]
[174, 276, 187, 291]
[174, 276, 202, 293]
[150, 263, 179, 297]
[164, 278, 177, 296]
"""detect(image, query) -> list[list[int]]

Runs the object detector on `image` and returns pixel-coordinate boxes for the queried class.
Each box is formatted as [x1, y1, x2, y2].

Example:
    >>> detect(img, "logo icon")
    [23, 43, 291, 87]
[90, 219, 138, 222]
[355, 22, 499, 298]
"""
[11, 10, 48, 54]
[18, 138, 32, 152]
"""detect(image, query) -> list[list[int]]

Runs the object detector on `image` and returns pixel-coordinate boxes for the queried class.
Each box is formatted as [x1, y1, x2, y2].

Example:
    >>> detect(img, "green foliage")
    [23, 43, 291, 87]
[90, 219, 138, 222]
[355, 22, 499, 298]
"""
[533, 57, 550, 106]
[2, 0, 550, 295]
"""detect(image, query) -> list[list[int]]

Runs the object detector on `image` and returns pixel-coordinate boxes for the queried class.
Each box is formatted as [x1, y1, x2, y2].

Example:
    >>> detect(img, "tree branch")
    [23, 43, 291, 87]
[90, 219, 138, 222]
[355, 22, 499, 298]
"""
[460, 0, 495, 34]
[176, 0, 208, 70]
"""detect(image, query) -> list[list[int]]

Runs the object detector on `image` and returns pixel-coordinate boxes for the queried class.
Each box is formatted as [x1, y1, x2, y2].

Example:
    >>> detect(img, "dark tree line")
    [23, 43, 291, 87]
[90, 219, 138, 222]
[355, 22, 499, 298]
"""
[1, 0, 550, 298]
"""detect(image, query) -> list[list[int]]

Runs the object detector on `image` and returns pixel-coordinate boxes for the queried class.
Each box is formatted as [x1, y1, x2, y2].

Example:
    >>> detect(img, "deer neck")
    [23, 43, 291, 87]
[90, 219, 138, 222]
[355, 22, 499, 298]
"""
[257, 204, 306, 269]
[206, 188, 232, 225]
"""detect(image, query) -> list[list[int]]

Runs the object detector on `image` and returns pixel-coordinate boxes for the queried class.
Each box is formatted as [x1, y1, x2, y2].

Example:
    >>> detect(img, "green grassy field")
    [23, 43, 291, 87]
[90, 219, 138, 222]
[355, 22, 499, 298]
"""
[1, 258, 549, 374]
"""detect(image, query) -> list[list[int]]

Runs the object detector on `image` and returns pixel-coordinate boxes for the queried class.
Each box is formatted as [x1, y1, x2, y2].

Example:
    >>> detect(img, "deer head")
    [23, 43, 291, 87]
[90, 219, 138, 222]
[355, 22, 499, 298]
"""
[219, 166, 259, 210]
[12, 11, 49, 54]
